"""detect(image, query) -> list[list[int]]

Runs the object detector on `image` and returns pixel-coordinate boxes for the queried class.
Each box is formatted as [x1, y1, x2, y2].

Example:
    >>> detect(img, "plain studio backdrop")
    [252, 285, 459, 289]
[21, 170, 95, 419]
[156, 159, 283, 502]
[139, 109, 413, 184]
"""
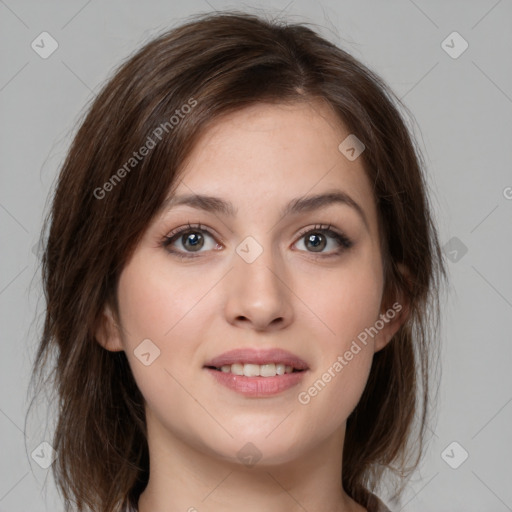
[0, 1, 511, 511]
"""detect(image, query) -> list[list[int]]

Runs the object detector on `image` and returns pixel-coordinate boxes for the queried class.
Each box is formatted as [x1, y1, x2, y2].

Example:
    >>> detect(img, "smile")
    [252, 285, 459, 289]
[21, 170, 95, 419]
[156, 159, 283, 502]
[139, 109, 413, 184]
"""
[207, 363, 304, 377]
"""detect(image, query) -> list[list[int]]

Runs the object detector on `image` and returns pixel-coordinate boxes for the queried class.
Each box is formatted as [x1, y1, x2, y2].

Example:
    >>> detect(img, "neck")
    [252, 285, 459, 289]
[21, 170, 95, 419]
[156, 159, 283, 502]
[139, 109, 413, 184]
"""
[137, 409, 366, 512]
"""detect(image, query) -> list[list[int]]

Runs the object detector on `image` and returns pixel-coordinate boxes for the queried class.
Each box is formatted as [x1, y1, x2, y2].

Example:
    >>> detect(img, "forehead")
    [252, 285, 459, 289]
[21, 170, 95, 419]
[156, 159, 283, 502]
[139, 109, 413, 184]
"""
[169, 100, 378, 232]
[182, 100, 349, 174]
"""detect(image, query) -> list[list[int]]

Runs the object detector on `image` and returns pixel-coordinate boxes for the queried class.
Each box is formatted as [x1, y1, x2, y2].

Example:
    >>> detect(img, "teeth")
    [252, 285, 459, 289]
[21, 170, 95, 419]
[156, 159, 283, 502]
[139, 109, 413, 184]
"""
[218, 363, 296, 376]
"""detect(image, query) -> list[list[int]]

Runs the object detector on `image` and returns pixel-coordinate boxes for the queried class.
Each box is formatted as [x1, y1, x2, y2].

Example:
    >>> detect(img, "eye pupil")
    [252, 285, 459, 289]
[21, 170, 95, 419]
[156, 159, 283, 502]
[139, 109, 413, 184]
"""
[306, 233, 326, 252]
[183, 232, 203, 251]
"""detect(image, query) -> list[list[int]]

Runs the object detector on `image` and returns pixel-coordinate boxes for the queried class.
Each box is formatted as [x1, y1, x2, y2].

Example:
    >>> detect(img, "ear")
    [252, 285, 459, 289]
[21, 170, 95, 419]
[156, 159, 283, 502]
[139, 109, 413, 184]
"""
[374, 263, 411, 353]
[94, 303, 124, 352]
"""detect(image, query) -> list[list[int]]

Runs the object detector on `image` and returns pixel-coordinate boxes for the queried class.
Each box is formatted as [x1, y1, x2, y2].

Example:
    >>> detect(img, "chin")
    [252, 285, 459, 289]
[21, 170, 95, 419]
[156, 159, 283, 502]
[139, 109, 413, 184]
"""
[205, 433, 305, 468]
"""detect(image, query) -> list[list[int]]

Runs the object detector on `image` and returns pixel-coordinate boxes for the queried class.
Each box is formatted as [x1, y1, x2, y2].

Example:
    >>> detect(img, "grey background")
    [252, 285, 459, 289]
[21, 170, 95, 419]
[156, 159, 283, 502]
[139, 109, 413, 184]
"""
[1, 0, 511, 510]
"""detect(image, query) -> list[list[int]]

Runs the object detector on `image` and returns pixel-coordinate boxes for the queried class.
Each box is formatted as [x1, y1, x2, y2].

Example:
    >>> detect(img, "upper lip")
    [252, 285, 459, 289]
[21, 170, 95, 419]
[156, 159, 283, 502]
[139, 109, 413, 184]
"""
[204, 348, 309, 371]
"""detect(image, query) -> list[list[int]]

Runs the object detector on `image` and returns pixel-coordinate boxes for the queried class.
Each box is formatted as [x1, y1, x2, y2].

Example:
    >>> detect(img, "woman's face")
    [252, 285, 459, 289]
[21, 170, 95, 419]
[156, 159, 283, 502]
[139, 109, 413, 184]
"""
[98, 100, 404, 466]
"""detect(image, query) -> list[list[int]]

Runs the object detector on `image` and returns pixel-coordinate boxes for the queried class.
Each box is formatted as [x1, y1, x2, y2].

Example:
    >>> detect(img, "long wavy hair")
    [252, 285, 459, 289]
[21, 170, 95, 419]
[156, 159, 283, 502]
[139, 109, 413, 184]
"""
[27, 10, 448, 511]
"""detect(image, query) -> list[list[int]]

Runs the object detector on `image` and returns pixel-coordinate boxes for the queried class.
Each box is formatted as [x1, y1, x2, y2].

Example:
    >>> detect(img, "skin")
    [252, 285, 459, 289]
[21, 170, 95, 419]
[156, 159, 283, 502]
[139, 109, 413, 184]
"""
[96, 100, 409, 512]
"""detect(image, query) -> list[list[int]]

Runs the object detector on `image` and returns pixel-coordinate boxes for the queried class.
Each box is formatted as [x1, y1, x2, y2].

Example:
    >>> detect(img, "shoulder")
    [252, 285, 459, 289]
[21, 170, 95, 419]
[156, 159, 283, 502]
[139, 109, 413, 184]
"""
[366, 492, 392, 512]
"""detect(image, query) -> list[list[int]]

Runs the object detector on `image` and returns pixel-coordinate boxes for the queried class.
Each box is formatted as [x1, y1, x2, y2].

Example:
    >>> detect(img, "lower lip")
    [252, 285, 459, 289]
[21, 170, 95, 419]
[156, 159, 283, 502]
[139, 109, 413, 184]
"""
[204, 368, 307, 397]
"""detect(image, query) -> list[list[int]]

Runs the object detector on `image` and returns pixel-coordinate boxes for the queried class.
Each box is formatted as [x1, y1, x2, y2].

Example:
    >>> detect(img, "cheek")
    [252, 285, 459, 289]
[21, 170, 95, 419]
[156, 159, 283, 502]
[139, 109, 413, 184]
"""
[297, 337, 374, 436]
[115, 254, 211, 396]
[293, 259, 383, 344]
[293, 255, 382, 423]
[115, 257, 207, 418]
[116, 252, 210, 342]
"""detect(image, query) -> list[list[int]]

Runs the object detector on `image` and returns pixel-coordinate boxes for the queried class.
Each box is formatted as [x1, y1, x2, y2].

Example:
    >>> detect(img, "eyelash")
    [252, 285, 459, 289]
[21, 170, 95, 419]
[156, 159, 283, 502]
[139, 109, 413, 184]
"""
[160, 222, 353, 260]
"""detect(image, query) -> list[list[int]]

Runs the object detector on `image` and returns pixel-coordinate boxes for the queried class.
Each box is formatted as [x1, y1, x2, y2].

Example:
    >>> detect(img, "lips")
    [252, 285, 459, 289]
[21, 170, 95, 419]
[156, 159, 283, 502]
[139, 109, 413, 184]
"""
[203, 348, 309, 371]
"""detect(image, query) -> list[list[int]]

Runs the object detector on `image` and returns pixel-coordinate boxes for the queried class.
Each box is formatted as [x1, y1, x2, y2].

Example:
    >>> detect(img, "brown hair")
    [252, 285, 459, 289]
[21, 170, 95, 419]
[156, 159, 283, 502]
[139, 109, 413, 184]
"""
[27, 10, 447, 511]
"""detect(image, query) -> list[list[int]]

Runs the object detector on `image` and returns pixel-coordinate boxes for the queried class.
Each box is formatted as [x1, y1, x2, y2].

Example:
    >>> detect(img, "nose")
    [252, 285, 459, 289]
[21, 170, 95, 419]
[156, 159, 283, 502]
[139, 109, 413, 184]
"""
[223, 241, 294, 332]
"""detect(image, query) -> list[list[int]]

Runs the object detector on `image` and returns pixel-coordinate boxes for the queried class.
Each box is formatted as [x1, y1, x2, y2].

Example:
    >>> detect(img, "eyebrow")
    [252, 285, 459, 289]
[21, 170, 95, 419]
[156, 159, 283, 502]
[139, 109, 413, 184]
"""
[159, 189, 369, 230]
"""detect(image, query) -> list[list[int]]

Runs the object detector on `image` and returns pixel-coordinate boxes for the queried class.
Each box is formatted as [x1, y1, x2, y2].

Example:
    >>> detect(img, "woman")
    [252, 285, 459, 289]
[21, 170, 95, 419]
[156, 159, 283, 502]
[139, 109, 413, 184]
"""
[28, 10, 447, 512]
